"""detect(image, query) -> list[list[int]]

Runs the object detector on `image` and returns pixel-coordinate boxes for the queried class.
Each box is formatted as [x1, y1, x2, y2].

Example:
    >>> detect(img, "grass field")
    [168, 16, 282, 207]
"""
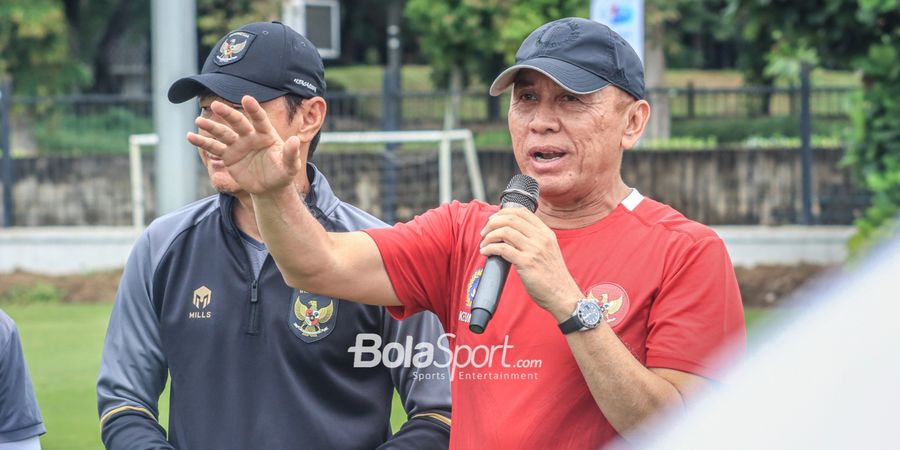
[3, 301, 773, 449]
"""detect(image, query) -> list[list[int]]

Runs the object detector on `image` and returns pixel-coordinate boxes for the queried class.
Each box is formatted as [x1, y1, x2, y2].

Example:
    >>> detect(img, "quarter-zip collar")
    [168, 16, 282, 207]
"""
[217, 162, 338, 237]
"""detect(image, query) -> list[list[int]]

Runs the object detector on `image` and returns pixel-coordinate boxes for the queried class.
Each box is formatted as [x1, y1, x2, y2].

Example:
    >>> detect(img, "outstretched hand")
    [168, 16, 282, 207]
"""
[188, 95, 302, 195]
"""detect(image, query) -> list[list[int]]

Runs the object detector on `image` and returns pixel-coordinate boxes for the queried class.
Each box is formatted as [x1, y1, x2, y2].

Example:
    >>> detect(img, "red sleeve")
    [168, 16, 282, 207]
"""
[645, 236, 746, 380]
[362, 202, 460, 327]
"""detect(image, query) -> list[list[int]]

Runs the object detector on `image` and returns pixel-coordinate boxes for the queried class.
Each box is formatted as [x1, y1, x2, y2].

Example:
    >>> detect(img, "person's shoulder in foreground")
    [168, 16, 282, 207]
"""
[0, 309, 45, 450]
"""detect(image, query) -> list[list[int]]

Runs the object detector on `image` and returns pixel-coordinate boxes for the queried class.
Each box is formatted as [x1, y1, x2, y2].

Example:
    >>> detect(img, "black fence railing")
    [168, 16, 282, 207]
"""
[1, 85, 867, 227]
[649, 84, 856, 120]
[4, 85, 858, 157]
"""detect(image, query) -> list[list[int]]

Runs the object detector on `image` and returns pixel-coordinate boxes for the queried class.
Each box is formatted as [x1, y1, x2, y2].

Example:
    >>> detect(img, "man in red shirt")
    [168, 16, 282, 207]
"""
[193, 17, 746, 448]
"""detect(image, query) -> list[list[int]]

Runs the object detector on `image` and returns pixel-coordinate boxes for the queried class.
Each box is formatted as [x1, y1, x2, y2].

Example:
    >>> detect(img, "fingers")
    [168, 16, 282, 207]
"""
[480, 224, 530, 253]
[195, 117, 239, 146]
[210, 100, 254, 135]
[480, 208, 542, 238]
[187, 132, 227, 156]
[242, 95, 278, 136]
[283, 136, 302, 174]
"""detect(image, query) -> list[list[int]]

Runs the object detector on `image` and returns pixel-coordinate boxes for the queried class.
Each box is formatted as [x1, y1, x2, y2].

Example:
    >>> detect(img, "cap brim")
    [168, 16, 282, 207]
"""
[488, 57, 610, 96]
[167, 73, 287, 104]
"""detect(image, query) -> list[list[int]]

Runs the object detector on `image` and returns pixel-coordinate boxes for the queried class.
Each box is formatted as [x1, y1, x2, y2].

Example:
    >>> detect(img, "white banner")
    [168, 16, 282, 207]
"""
[590, 0, 644, 63]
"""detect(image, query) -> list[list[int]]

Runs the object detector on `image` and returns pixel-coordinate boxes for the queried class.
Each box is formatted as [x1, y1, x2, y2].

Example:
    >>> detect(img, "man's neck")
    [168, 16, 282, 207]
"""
[232, 191, 262, 241]
[535, 182, 632, 230]
[231, 182, 311, 242]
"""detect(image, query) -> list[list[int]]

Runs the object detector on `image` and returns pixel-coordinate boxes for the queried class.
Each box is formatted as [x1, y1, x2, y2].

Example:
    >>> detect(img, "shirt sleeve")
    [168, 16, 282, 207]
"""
[379, 310, 451, 449]
[645, 236, 747, 380]
[363, 202, 461, 326]
[96, 231, 174, 449]
[0, 314, 45, 443]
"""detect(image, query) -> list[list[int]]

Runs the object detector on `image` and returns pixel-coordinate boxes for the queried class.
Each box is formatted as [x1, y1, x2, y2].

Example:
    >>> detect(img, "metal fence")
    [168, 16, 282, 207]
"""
[326, 85, 857, 131]
[0, 85, 868, 227]
[2, 85, 858, 157]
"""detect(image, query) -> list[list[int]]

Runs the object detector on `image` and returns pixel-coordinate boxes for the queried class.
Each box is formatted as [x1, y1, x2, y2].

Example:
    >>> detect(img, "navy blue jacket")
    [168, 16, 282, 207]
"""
[0, 309, 45, 444]
[97, 165, 451, 449]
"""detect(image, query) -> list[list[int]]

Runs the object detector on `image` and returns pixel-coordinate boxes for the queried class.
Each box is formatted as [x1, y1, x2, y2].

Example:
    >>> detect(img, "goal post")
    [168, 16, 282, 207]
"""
[129, 129, 486, 227]
[318, 129, 486, 204]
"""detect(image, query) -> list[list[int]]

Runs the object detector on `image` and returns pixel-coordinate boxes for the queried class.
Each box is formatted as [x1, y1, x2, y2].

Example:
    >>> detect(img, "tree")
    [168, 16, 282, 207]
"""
[61, 0, 151, 93]
[196, 0, 280, 56]
[731, 0, 900, 250]
[404, 0, 587, 126]
[0, 1, 89, 95]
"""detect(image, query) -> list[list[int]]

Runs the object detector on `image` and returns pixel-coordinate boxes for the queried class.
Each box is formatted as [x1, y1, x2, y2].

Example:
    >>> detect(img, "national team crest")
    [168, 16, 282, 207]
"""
[465, 269, 483, 308]
[215, 31, 255, 66]
[289, 289, 339, 343]
[586, 282, 630, 328]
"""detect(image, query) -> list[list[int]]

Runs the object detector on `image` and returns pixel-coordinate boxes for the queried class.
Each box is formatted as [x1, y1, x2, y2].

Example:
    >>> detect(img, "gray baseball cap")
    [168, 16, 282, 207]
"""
[489, 17, 644, 100]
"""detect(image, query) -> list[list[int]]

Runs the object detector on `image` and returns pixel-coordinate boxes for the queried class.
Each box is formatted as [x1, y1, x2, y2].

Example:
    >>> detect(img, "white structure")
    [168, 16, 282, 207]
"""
[282, 0, 341, 59]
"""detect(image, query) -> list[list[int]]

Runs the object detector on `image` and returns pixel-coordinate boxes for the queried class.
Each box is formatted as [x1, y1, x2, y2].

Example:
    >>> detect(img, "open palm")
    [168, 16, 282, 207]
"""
[188, 96, 302, 195]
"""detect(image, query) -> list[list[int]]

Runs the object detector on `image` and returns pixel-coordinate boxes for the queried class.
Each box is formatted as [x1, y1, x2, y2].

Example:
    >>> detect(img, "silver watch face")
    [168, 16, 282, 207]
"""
[577, 300, 603, 328]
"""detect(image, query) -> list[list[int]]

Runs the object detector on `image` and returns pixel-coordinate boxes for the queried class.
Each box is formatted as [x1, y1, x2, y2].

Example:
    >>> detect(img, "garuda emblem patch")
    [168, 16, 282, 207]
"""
[215, 31, 254, 65]
[289, 289, 339, 343]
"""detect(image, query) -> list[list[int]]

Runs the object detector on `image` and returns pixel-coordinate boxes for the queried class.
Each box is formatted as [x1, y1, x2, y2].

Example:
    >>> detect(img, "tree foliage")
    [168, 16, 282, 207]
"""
[196, 0, 280, 51]
[404, 0, 587, 88]
[61, 0, 151, 93]
[0, 1, 89, 95]
[732, 0, 900, 250]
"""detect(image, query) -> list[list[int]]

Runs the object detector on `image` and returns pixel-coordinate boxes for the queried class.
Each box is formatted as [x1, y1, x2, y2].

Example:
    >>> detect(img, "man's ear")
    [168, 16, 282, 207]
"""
[621, 99, 650, 150]
[294, 96, 327, 144]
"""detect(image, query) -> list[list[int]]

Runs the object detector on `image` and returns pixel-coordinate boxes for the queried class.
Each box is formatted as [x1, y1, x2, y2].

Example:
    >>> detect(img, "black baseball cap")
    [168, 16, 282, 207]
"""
[489, 17, 644, 100]
[168, 21, 326, 104]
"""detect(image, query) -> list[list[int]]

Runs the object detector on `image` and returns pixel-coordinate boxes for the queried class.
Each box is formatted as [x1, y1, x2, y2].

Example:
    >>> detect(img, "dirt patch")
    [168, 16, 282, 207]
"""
[0, 265, 833, 307]
[734, 263, 836, 308]
[0, 269, 122, 304]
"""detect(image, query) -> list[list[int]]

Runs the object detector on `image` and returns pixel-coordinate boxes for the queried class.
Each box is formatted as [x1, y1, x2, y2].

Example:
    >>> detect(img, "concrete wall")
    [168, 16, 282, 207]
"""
[0, 147, 869, 226]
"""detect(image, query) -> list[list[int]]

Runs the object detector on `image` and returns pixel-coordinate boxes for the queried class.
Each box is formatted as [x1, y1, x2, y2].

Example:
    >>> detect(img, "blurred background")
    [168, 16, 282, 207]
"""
[0, 1, 898, 449]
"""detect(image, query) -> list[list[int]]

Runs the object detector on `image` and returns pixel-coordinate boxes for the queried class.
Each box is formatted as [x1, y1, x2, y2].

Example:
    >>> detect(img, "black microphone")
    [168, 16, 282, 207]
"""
[469, 174, 539, 334]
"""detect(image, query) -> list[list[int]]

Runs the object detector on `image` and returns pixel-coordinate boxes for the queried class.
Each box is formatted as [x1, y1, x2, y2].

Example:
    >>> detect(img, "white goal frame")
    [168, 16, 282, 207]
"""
[128, 129, 486, 229]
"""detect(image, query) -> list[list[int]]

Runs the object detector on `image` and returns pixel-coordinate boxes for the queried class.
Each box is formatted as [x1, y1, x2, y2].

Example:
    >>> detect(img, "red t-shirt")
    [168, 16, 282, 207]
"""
[364, 192, 745, 449]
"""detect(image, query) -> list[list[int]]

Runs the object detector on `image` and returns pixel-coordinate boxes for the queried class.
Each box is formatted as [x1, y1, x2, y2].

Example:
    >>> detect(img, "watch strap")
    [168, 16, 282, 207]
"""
[558, 314, 584, 334]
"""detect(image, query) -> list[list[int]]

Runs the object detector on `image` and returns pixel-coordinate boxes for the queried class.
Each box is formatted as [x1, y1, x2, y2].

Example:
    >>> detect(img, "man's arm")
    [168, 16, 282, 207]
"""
[479, 208, 722, 440]
[96, 232, 173, 450]
[188, 97, 400, 306]
[378, 311, 451, 449]
[0, 312, 45, 446]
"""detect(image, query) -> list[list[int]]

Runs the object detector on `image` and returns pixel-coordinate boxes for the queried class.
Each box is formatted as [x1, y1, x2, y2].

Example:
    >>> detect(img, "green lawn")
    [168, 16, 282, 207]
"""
[4, 301, 774, 449]
[2, 301, 409, 449]
[6, 303, 113, 450]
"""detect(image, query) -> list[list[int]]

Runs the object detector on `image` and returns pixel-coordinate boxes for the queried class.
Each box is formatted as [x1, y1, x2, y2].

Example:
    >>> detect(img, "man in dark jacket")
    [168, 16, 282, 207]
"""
[97, 22, 451, 450]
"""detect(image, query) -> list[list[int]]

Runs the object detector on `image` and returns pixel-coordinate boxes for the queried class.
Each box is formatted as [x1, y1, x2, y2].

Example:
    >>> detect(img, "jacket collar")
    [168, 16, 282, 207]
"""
[218, 162, 340, 237]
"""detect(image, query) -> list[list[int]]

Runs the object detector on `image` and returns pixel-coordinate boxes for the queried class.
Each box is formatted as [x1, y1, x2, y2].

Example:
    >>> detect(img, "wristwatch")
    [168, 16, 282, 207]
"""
[558, 298, 605, 335]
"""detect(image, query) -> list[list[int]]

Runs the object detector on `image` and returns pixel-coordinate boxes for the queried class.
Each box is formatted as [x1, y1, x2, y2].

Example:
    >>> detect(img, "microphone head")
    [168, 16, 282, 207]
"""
[500, 174, 539, 212]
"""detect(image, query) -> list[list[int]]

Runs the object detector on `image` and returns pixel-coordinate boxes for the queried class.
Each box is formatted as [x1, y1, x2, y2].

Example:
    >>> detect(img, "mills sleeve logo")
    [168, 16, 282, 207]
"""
[289, 289, 340, 343]
[586, 282, 629, 328]
[214, 31, 255, 66]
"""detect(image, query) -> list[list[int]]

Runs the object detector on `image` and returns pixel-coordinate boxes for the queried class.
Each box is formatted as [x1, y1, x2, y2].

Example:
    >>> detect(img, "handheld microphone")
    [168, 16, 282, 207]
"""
[469, 174, 539, 334]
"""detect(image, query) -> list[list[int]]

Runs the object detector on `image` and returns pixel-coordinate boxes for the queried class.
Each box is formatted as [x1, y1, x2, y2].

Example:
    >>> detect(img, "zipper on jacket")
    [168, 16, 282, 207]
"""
[247, 279, 260, 335]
